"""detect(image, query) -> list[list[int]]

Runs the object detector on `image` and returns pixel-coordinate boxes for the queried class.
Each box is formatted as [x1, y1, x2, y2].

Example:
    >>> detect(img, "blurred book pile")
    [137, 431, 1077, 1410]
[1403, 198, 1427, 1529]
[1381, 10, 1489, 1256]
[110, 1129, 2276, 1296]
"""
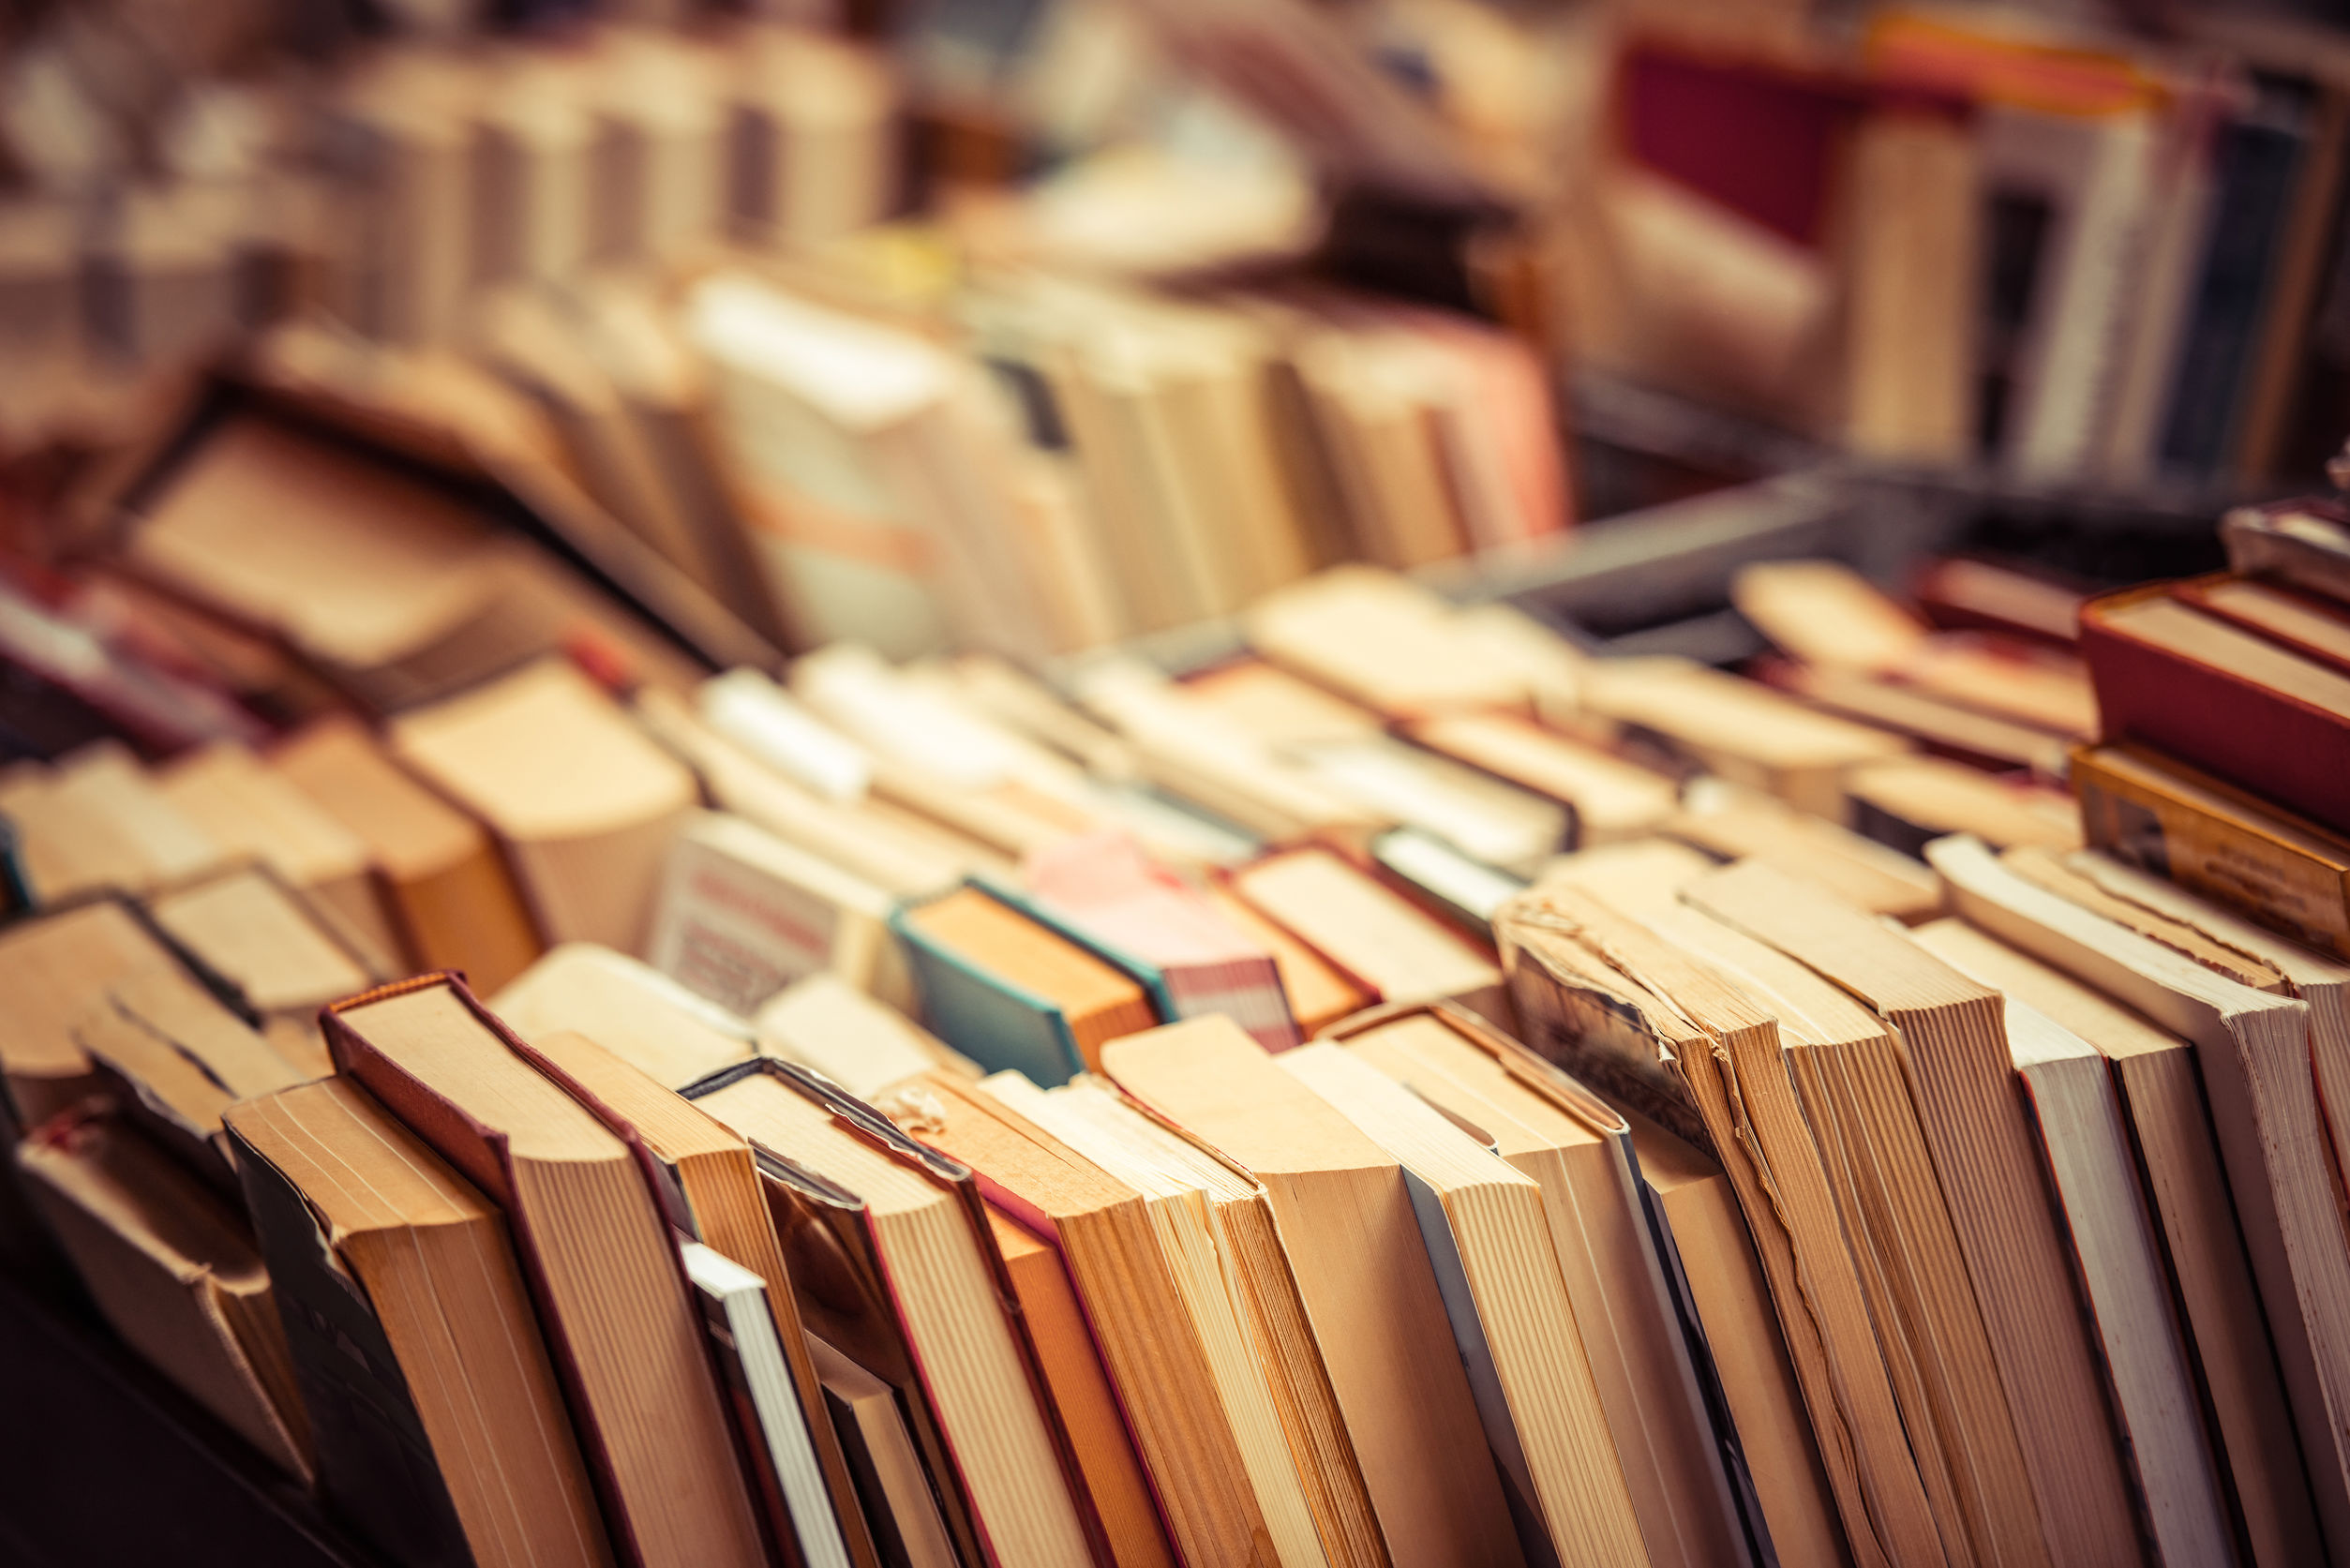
[21, 3, 2350, 1568]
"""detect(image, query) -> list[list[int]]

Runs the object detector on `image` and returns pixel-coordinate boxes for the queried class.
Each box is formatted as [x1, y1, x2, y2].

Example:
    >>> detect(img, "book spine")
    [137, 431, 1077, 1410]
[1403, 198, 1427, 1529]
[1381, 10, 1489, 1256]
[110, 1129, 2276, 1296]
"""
[2079, 602, 2350, 836]
[2073, 749, 2350, 961]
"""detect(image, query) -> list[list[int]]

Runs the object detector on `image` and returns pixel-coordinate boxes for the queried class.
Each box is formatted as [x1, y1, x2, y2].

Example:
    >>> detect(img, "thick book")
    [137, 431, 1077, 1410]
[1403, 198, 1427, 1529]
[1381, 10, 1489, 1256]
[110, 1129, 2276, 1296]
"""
[1327, 1002, 1761, 1568]
[322, 974, 771, 1568]
[1279, 1041, 1654, 1568]
[2080, 580, 2350, 836]
[491, 942, 756, 1090]
[893, 880, 1159, 1084]
[2072, 739, 2350, 960]
[808, 1334, 959, 1568]
[0, 897, 203, 1128]
[1929, 835, 2350, 1553]
[227, 1078, 614, 1568]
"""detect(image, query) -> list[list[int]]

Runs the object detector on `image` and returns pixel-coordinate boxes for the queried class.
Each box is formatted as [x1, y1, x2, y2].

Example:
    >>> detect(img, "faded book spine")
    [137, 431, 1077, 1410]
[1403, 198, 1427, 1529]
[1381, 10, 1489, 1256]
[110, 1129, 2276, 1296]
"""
[649, 841, 843, 1016]
[2073, 745, 2350, 960]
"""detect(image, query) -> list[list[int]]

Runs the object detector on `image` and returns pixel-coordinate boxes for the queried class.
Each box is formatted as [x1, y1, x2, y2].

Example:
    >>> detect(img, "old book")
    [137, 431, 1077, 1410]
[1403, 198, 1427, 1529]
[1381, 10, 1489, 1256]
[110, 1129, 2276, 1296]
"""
[2072, 740, 2350, 958]
[1203, 886, 1370, 1036]
[1103, 1016, 1525, 1568]
[1401, 711, 1679, 848]
[1731, 560, 1931, 673]
[983, 1206, 1178, 1568]
[1624, 1110, 1847, 1568]
[0, 899, 191, 1127]
[725, 25, 899, 247]
[1914, 915, 2307, 1567]
[1243, 566, 1531, 717]
[226, 1078, 613, 1568]
[689, 1064, 1096, 1568]
[1328, 1005, 1755, 1568]
[143, 864, 383, 1078]
[2222, 499, 2350, 606]
[754, 975, 975, 1102]
[1842, 755, 2081, 857]
[531, 1029, 869, 1568]
[906, 1074, 1298, 1567]
[807, 1336, 957, 1568]
[895, 882, 1159, 1083]
[636, 687, 983, 899]
[1370, 828, 1528, 938]
[1, 743, 230, 903]
[1280, 1041, 1653, 1567]
[1506, 886, 1987, 1568]
[1686, 859, 2142, 1568]
[1026, 832, 1298, 1052]
[1763, 661, 2073, 777]
[19, 1114, 310, 1479]
[2081, 582, 2350, 836]
[988, 1069, 1385, 1568]
[74, 969, 308, 1192]
[493, 943, 756, 1090]
[2178, 574, 2350, 677]
[157, 740, 401, 971]
[1228, 846, 1509, 1029]
[323, 976, 771, 1568]
[1664, 781, 1942, 922]
[390, 657, 697, 952]
[272, 714, 542, 993]
[1175, 662, 1567, 875]
[646, 810, 912, 1018]
[1844, 109, 1979, 462]
[1578, 659, 1909, 820]
[1929, 833, 2350, 1552]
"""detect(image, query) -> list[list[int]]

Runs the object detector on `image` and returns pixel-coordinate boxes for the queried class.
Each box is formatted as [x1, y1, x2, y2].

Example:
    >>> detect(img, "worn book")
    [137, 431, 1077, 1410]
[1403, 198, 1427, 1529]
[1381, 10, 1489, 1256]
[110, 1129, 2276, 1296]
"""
[227, 1078, 613, 1568]
[753, 974, 977, 1102]
[492, 942, 756, 1090]
[324, 974, 771, 1568]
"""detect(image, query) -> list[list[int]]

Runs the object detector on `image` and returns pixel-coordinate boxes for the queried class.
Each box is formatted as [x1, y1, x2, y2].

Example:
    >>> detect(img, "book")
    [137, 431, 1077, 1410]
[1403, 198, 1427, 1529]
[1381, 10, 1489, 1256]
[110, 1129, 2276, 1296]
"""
[646, 810, 912, 1018]
[1730, 560, 1931, 673]
[323, 975, 771, 1568]
[1495, 883, 1949, 1568]
[981, 1206, 1179, 1568]
[491, 943, 756, 1090]
[1926, 834, 2350, 1553]
[688, 1062, 1097, 1568]
[1578, 658, 1909, 820]
[75, 968, 308, 1193]
[142, 864, 383, 1078]
[1685, 858, 2143, 1568]
[1842, 754, 2081, 858]
[226, 1078, 614, 1568]
[894, 881, 1160, 1083]
[1623, 1110, 1846, 1568]
[156, 739, 402, 973]
[2072, 739, 2350, 958]
[1327, 1004, 1756, 1568]
[906, 1073, 1304, 1567]
[0, 743, 230, 903]
[271, 713, 543, 993]
[2177, 572, 2350, 675]
[1661, 781, 1943, 921]
[2222, 498, 2350, 605]
[1913, 915, 2303, 1568]
[1227, 845, 1510, 1029]
[807, 1335, 958, 1568]
[1201, 885, 1370, 1037]
[1400, 710, 1679, 848]
[1369, 828, 1529, 939]
[1102, 1015, 1526, 1568]
[1278, 1040, 1654, 1567]
[1025, 831, 1298, 1052]
[389, 657, 697, 952]
[19, 1113, 311, 1480]
[1243, 565, 1533, 717]
[1761, 660, 2073, 777]
[525, 1028, 872, 1568]
[985, 1068, 1387, 1568]
[754, 974, 977, 1101]
[2081, 581, 2350, 836]
[0, 899, 193, 1127]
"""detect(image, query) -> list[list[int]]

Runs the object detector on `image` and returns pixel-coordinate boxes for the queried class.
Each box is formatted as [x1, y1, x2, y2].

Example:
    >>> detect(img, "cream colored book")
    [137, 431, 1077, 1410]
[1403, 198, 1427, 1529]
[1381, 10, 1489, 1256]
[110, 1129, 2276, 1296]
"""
[1279, 1041, 1653, 1568]
[392, 657, 696, 952]
[1663, 779, 1941, 921]
[1244, 565, 1530, 717]
[493, 943, 755, 1090]
[1230, 845, 1508, 1028]
[754, 975, 977, 1102]
[1404, 710, 1679, 848]
[0, 900, 192, 1127]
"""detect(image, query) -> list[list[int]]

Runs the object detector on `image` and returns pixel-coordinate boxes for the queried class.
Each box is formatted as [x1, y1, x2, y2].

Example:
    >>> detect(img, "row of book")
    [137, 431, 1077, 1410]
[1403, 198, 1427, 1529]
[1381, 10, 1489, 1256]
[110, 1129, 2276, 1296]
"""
[25, 473, 2350, 1568]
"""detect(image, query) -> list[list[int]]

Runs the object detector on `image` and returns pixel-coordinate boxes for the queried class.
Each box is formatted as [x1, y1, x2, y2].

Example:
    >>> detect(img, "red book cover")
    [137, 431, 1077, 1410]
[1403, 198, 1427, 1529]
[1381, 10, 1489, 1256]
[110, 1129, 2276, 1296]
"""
[2081, 582, 2350, 837]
